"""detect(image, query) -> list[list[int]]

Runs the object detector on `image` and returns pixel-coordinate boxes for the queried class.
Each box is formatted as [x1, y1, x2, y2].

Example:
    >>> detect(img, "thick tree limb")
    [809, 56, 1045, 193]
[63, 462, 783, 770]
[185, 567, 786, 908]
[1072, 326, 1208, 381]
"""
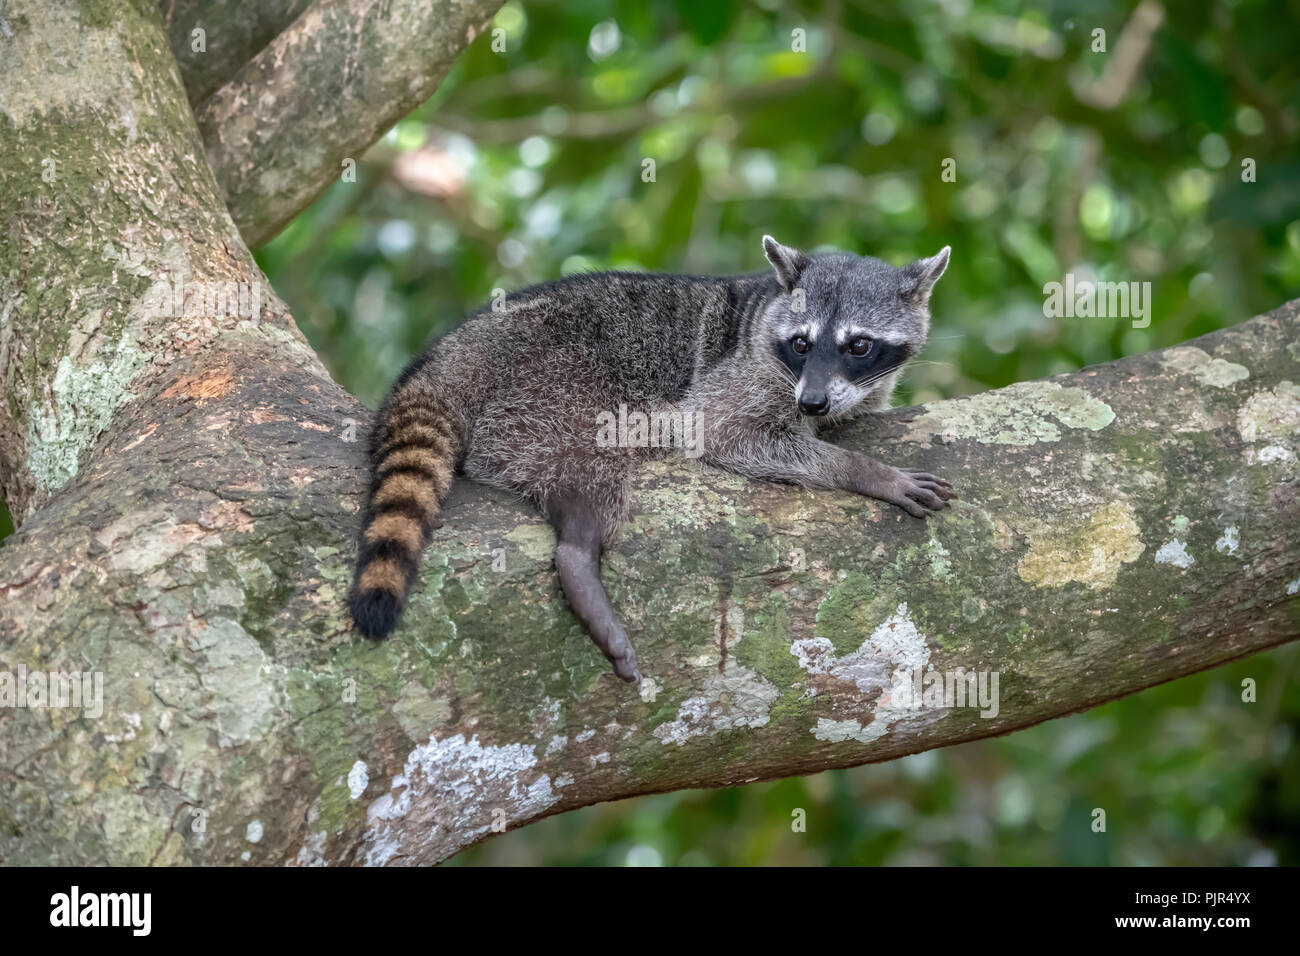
[160, 0, 315, 107]
[193, 0, 505, 247]
[2, 1, 1298, 867]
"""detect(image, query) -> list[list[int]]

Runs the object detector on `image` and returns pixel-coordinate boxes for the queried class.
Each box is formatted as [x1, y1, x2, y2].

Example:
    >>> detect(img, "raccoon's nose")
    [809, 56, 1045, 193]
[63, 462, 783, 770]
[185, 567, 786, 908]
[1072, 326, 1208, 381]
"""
[798, 394, 830, 416]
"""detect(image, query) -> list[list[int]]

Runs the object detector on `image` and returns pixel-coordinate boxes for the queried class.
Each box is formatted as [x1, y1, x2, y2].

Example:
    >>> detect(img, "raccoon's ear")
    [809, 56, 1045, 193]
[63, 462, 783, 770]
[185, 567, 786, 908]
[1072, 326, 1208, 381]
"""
[762, 235, 808, 292]
[901, 246, 951, 303]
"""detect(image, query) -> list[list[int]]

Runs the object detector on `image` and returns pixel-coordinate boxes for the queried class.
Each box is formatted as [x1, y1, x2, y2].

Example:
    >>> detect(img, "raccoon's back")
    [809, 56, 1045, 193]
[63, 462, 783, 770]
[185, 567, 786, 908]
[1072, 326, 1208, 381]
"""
[456, 270, 742, 402]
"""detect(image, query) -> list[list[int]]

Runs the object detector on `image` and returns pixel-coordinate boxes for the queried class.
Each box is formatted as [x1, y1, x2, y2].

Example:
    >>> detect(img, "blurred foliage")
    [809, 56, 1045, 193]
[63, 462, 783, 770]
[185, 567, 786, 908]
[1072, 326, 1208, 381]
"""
[260, 0, 1294, 864]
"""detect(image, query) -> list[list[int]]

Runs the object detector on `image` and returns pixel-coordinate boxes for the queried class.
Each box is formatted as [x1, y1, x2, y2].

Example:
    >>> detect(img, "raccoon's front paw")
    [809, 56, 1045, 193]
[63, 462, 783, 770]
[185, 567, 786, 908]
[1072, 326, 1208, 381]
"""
[885, 468, 957, 517]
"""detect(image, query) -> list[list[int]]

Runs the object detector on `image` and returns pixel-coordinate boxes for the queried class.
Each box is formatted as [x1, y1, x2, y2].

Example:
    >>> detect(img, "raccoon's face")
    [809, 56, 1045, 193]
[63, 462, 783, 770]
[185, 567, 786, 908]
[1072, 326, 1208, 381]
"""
[760, 236, 950, 418]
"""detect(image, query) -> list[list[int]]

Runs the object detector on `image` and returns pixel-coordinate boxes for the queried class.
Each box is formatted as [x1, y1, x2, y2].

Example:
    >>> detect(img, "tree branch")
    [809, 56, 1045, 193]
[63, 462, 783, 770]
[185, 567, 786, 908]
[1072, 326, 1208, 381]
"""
[160, 0, 314, 107]
[192, 0, 505, 247]
[2, 0, 1298, 868]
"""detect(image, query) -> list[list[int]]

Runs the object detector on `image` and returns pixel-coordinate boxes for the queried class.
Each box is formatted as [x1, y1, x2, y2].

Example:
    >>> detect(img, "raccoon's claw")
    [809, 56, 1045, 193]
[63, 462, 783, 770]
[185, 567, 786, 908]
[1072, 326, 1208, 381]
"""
[900, 469, 954, 490]
[893, 468, 958, 517]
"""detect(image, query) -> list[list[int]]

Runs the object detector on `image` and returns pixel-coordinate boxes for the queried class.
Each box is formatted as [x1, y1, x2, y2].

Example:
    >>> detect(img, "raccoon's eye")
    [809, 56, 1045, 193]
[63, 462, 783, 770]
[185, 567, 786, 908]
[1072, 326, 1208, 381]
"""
[791, 335, 810, 355]
[848, 337, 872, 357]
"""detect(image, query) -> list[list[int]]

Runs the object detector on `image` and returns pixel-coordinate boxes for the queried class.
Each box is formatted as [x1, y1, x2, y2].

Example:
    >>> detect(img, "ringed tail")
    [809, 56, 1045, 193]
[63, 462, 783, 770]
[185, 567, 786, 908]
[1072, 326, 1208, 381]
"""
[349, 382, 459, 639]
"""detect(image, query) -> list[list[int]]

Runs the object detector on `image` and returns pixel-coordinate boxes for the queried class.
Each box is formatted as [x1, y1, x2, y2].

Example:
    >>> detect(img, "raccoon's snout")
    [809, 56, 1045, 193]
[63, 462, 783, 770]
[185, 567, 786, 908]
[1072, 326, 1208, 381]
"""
[798, 392, 830, 416]
[795, 373, 832, 416]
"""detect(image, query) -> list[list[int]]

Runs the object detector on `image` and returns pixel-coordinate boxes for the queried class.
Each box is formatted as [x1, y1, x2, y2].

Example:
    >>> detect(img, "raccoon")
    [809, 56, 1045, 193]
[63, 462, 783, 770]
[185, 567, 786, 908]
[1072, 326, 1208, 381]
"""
[349, 236, 956, 683]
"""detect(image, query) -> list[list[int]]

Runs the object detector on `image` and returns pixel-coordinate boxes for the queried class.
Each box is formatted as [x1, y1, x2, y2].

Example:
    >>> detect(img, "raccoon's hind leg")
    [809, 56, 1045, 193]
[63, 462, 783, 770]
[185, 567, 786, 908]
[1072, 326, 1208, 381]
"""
[546, 489, 641, 683]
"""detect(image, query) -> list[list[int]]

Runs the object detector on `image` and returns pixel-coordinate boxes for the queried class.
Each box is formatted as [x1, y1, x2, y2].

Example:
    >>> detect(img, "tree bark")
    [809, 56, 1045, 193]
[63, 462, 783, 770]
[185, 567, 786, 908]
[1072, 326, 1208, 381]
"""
[160, 0, 315, 107]
[1, 1, 1298, 866]
[191, 0, 505, 247]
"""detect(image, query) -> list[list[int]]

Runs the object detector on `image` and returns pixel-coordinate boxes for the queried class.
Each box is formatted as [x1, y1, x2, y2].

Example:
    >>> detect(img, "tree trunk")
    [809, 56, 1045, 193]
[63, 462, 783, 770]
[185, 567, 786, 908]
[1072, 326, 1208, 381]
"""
[1, 0, 1297, 866]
